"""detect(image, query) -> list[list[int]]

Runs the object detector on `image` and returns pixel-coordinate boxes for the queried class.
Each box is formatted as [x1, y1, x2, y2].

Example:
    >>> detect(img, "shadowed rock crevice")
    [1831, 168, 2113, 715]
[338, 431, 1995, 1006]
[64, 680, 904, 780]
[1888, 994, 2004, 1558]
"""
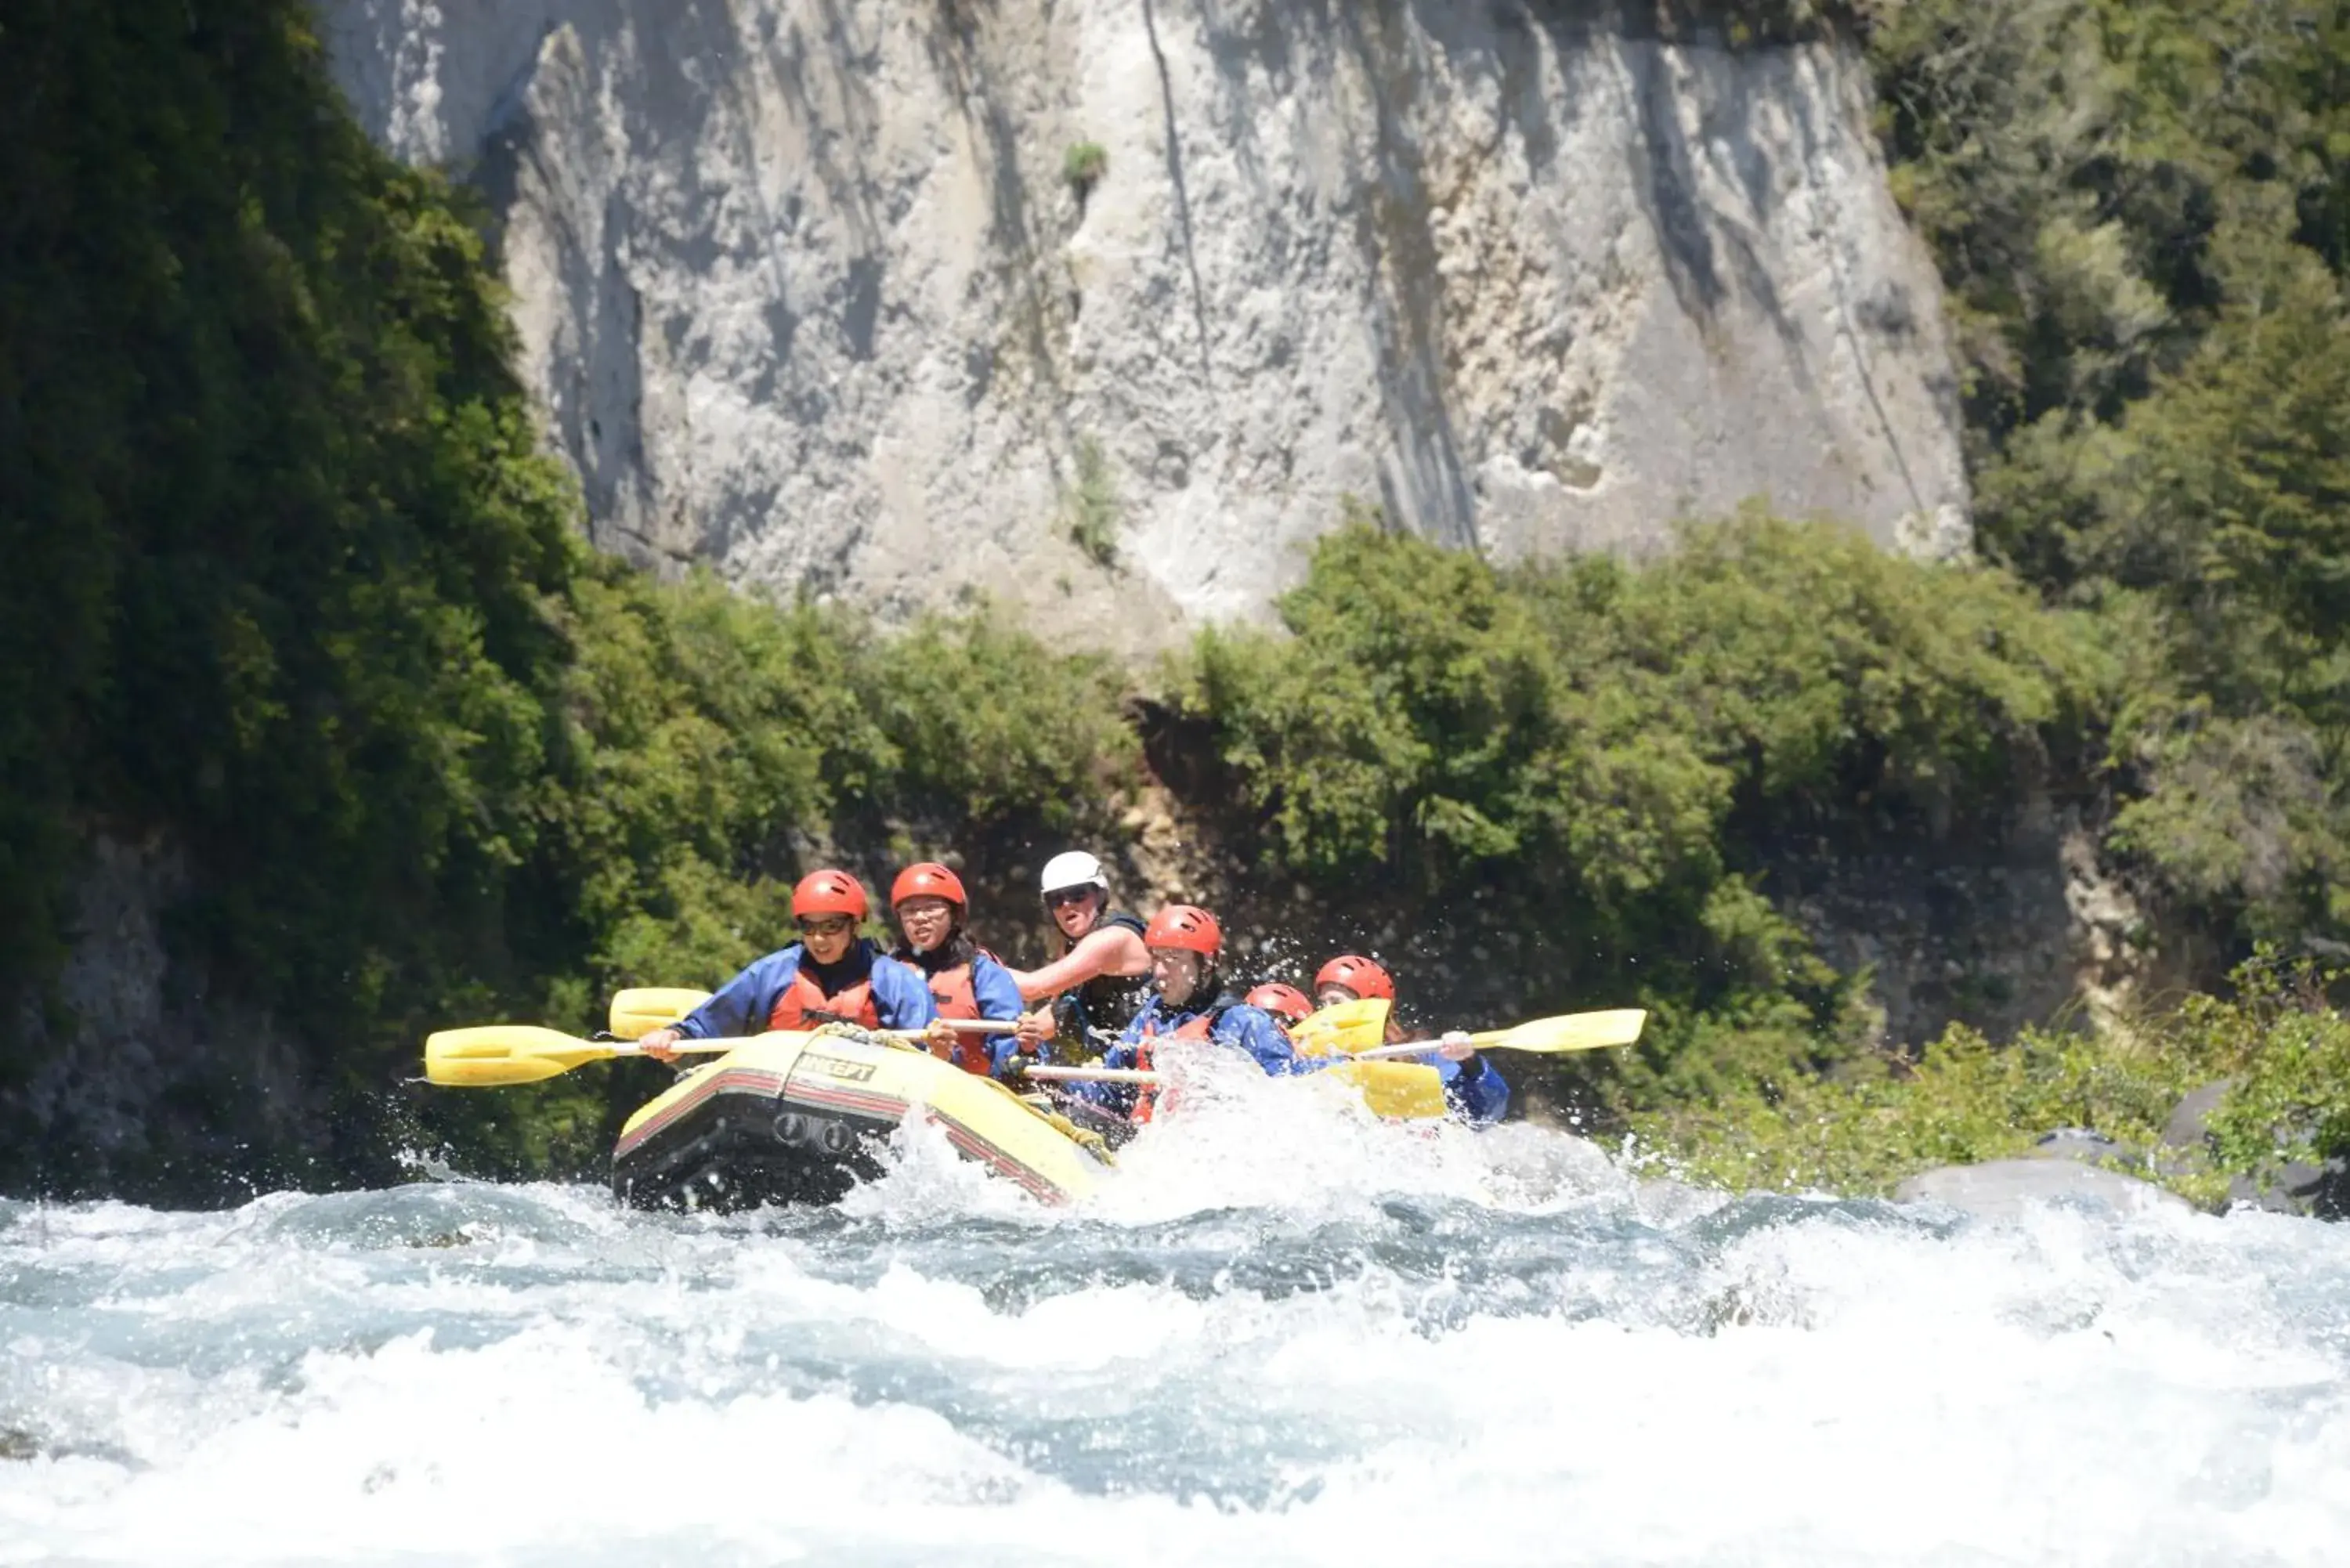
[917, 0, 1075, 416]
[1142, 0, 1218, 382]
[1334, 0, 1481, 551]
[1784, 56, 1932, 525]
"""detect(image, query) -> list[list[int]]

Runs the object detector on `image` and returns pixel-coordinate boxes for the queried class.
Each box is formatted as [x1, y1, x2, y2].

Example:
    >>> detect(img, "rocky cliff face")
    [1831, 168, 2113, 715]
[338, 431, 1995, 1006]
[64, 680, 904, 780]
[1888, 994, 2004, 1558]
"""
[320, 0, 1968, 651]
[6, 836, 329, 1200]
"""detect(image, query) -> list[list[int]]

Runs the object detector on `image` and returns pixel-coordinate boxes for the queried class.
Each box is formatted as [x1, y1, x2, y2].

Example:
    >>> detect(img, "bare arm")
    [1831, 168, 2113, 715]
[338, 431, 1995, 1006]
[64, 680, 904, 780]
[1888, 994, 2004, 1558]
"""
[1009, 925, 1152, 1002]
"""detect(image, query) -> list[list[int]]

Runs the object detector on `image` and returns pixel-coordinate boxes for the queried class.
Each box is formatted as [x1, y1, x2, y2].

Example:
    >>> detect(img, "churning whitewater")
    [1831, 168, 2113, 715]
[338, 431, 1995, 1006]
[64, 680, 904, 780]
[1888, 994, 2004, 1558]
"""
[5, 1082, 2348, 1567]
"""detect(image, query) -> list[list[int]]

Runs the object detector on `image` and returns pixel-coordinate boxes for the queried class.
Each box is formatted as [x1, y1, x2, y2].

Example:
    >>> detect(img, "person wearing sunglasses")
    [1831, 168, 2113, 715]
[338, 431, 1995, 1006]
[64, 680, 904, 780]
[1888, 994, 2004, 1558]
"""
[887, 861, 1028, 1078]
[638, 869, 936, 1060]
[1006, 850, 1153, 1057]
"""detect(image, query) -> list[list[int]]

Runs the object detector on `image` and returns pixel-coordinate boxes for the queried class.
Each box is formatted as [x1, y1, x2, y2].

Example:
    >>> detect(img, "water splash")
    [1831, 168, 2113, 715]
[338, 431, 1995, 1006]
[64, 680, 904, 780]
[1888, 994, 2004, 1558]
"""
[4, 1092, 2348, 1566]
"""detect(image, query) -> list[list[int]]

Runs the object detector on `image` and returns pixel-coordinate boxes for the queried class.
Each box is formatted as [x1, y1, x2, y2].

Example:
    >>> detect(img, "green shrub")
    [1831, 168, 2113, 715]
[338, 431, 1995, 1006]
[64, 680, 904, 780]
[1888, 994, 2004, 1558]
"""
[1638, 1019, 2215, 1198]
[2178, 952, 2350, 1187]
[1638, 948, 2350, 1207]
[1062, 141, 1108, 196]
[539, 564, 1138, 991]
[1065, 435, 1121, 567]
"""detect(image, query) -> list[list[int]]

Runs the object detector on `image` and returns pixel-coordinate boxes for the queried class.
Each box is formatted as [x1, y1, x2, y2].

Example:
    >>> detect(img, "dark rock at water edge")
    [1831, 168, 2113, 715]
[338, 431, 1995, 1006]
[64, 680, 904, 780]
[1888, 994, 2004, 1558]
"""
[2160, 1078, 2348, 1220]
[1893, 1158, 2189, 1220]
[2028, 1127, 2125, 1164]
[2162, 1081, 2235, 1154]
[2236, 1164, 2350, 1219]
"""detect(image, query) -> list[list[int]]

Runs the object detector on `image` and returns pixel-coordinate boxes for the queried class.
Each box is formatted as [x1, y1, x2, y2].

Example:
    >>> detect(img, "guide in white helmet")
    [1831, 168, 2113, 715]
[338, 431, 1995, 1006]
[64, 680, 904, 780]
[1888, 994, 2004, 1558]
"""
[1007, 850, 1155, 1057]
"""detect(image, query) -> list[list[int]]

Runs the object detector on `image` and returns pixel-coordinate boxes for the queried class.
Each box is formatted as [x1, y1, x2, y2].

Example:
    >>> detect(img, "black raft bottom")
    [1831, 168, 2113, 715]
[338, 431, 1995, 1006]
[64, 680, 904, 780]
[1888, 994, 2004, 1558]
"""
[613, 1098, 901, 1212]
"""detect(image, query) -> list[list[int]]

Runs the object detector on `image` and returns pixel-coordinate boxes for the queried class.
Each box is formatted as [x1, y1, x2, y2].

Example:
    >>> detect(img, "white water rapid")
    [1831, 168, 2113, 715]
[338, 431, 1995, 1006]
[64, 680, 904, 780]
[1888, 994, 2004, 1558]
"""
[5, 1079, 2348, 1566]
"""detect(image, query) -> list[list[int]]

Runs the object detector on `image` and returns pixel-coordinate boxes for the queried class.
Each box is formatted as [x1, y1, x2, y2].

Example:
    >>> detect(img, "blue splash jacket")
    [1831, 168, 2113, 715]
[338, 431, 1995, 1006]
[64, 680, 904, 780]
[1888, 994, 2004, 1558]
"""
[1435, 1054, 1511, 1126]
[1073, 993, 1323, 1116]
[674, 939, 938, 1038]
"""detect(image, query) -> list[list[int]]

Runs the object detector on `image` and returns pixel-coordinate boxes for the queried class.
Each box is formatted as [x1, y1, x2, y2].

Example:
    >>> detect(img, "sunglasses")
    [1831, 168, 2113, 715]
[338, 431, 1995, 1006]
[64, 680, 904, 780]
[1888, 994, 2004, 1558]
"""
[1044, 887, 1098, 909]
[798, 916, 855, 938]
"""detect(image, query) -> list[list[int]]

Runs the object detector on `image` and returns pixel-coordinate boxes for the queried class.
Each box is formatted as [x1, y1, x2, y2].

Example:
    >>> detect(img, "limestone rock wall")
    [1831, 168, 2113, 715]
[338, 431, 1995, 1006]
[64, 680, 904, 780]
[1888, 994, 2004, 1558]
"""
[320, 0, 1968, 651]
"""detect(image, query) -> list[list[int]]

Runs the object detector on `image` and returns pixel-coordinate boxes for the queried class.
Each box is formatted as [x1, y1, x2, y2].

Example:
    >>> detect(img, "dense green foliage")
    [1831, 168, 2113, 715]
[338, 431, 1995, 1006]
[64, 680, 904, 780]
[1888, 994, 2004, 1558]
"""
[4, 0, 569, 1004]
[0, 0, 1132, 1195]
[547, 564, 1131, 1009]
[1172, 504, 2350, 1196]
[1643, 948, 2350, 1209]
[1869, 0, 2350, 946]
[1170, 513, 2116, 1117]
[2, 0, 593, 1187]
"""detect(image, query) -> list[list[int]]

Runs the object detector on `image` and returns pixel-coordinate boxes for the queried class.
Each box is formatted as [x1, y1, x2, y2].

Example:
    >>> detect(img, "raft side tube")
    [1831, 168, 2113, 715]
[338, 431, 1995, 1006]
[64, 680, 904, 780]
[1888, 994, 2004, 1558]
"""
[612, 1028, 1110, 1211]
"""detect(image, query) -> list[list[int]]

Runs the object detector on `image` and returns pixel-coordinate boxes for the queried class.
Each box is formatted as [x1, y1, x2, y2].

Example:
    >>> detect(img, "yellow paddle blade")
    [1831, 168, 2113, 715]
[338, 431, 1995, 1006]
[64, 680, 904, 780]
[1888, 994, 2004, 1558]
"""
[424, 1025, 620, 1088]
[609, 988, 714, 1040]
[1290, 996, 1390, 1057]
[1473, 1008, 1647, 1054]
[1321, 1060, 1446, 1119]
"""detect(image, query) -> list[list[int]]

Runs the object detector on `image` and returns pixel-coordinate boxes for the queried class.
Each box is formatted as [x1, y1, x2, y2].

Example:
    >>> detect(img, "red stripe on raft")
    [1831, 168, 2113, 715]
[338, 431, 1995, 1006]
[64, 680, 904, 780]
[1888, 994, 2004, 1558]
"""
[930, 1111, 1068, 1204]
[786, 1081, 1070, 1203]
[783, 1080, 908, 1120]
[613, 1068, 786, 1160]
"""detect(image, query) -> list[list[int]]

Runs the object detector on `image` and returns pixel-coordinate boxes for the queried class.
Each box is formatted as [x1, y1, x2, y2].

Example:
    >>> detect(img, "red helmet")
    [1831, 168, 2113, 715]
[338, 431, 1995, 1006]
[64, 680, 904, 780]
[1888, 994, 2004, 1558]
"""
[791, 869, 870, 923]
[1314, 954, 1395, 1002]
[890, 862, 967, 911]
[1143, 904, 1223, 960]
[1246, 983, 1314, 1027]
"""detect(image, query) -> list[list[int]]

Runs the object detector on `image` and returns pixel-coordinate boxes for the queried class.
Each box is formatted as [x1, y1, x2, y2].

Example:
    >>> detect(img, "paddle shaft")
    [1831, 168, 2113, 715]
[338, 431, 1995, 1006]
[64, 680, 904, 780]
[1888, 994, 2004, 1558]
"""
[1025, 1064, 1162, 1086]
[1352, 1009, 1647, 1061]
[1350, 1039, 1481, 1064]
[645, 1017, 1019, 1053]
[1030, 1054, 1451, 1086]
[1028, 1006, 1643, 1081]
[1027, 1058, 1439, 1089]
[425, 1017, 1023, 1088]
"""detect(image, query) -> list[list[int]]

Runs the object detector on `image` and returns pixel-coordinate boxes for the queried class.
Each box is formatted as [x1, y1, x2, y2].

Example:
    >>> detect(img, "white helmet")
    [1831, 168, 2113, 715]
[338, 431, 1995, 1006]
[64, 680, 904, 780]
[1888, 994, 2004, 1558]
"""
[1039, 850, 1110, 896]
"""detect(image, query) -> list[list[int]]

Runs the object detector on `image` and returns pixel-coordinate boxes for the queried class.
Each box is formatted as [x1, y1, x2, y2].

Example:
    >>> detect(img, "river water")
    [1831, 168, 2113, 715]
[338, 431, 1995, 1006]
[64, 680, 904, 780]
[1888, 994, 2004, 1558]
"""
[5, 1079, 2348, 1567]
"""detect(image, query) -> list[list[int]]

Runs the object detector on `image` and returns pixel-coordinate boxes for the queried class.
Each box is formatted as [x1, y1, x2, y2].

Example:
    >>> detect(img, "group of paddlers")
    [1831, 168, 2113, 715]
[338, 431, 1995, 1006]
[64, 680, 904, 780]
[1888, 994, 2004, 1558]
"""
[637, 851, 1509, 1127]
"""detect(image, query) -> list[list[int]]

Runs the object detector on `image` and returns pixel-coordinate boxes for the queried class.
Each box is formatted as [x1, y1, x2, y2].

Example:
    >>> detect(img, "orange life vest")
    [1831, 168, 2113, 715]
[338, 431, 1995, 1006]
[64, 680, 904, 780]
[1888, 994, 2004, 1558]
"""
[766, 967, 878, 1031]
[1130, 1005, 1224, 1124]
[895, 943, 1006, 1077]
[925, 960, 995, 1075]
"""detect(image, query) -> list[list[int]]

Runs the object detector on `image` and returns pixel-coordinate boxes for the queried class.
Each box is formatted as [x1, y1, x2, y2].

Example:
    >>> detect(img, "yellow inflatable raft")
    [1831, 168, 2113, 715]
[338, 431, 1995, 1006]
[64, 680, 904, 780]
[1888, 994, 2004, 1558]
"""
[610, 1024, 1114, 1212]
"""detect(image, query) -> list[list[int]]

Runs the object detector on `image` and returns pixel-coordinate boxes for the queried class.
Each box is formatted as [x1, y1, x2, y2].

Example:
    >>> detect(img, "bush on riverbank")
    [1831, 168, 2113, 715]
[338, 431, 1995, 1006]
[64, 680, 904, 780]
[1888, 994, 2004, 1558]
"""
[2183, 955, 2350, 1192]
[1634, 950, 2350, 1206]
[1640, 1014, 2216, 1199]
[1168, 512, 2116, 1115]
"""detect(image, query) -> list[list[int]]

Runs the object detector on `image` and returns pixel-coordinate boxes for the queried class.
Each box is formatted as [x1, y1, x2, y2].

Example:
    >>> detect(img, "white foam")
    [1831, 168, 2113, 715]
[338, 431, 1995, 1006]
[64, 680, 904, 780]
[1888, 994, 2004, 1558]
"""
[1058, 1048, 1633, 1226]
[5, 1129, 2349, 1566]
